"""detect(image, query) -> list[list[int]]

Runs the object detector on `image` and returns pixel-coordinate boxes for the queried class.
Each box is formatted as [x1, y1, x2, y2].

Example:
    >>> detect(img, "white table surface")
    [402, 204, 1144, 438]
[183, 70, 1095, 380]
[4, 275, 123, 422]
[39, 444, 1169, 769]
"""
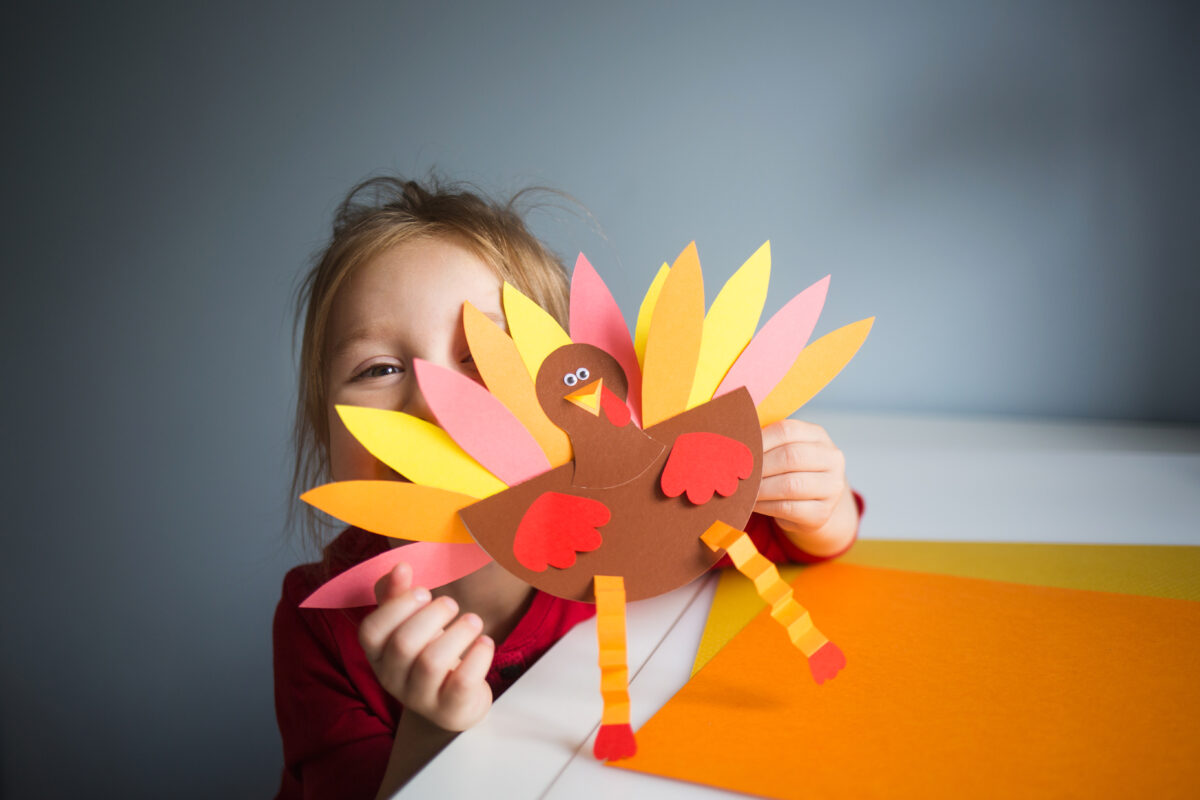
[401, 411, 1200, 798]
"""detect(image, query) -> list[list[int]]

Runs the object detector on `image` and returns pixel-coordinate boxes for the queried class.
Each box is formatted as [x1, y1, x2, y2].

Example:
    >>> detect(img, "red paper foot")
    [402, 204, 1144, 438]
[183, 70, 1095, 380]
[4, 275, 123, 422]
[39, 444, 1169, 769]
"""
[808, 641, 846, 684]
[594, 723, 637, 761]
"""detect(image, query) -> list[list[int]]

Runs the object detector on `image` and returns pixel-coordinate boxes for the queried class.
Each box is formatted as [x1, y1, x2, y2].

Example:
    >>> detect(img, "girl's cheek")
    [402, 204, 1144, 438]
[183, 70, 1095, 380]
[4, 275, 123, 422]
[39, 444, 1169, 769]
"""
[327, 410, 391, 482]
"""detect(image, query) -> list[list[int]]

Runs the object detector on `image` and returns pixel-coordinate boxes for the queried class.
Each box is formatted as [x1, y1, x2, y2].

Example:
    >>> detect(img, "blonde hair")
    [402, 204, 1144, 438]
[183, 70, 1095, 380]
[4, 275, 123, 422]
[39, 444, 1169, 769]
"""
[291, 176, 570, 551]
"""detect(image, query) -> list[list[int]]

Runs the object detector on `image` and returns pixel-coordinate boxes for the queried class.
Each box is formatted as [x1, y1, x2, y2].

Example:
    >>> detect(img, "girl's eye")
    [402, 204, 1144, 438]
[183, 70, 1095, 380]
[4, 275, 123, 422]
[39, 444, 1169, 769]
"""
[563, 372, 578, 387]
[355, 363, 403, 381]
[575, 367, 590, 381]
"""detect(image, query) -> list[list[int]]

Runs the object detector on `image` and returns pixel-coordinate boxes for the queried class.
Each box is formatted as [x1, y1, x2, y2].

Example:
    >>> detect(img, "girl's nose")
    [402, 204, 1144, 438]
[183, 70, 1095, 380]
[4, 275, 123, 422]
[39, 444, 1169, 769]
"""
[402, 385, 436, 424]
[405, 357, 481, 424]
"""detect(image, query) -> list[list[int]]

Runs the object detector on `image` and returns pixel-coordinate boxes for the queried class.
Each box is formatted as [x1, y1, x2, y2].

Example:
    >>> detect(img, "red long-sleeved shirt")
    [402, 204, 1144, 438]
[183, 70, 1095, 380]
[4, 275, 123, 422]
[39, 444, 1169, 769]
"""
[272, 503, 860, 799]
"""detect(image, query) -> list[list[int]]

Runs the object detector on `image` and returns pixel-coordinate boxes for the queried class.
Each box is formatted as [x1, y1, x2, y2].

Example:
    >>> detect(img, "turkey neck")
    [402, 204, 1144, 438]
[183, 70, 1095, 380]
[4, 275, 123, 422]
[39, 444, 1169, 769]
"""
[566, 415, 664, 490]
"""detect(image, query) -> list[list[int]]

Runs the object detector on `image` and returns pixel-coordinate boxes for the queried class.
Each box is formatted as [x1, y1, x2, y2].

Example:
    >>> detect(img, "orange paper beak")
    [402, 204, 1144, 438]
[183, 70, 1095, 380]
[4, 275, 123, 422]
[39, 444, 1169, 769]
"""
[565, 378, 603, 415]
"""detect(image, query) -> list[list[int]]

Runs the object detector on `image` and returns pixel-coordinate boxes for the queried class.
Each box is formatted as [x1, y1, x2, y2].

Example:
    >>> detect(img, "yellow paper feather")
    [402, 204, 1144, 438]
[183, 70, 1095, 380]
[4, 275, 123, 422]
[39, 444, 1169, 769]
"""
[633, 263, 669, 368]
[503, 283, 573, 384]
[686, 241, 771, 409]
[335, 405, 506, 498]
[756, 317, 875, 426]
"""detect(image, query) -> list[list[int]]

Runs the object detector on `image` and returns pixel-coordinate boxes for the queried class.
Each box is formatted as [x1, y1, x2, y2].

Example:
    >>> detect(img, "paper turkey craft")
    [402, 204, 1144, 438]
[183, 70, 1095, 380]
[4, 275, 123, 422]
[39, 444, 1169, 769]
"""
[300, 242, 873, 760]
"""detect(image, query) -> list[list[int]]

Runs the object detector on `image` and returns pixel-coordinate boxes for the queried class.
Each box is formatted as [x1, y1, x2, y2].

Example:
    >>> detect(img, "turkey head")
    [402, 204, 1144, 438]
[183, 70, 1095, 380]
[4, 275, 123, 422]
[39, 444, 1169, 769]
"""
[536, 344, 664, 489]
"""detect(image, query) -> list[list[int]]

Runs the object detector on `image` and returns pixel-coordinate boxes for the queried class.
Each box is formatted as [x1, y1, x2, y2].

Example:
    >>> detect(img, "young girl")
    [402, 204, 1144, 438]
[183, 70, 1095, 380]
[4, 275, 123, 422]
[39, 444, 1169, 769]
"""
[273, 176, 861, 799]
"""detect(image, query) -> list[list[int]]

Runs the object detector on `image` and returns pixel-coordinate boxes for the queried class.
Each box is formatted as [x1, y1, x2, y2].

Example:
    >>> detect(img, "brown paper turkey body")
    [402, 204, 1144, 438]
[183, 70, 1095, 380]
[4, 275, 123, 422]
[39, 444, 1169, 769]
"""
[461, 345, 762, 603]
[299, 242, 874, 761]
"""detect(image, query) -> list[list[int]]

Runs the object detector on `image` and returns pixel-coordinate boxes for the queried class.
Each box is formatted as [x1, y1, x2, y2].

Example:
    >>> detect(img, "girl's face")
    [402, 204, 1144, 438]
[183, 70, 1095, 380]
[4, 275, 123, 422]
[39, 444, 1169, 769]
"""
[324, 236, 505, 482]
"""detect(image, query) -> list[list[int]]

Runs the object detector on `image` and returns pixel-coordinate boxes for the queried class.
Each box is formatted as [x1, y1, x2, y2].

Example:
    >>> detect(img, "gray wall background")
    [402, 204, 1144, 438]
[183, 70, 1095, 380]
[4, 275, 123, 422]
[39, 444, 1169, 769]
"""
[3, 1, 1197, 797]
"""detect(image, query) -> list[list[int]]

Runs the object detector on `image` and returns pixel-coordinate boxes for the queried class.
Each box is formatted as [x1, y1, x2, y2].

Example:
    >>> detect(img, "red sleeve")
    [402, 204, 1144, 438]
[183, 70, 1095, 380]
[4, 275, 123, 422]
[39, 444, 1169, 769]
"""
[272, 532, 593, 800]
[272, 565, 399, 800]
[715, 490, 864, 568]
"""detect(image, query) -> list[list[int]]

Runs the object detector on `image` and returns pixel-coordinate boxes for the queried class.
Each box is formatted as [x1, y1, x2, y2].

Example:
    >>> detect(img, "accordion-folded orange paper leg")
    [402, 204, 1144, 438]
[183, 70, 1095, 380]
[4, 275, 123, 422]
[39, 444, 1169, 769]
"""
[593, 575, 637, 761]
[701, 521, 845, 683]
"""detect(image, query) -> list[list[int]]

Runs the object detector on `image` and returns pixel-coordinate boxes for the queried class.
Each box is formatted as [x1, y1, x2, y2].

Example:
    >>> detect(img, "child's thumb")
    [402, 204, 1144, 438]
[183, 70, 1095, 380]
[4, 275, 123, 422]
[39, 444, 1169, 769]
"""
[374, 561, 413, 604]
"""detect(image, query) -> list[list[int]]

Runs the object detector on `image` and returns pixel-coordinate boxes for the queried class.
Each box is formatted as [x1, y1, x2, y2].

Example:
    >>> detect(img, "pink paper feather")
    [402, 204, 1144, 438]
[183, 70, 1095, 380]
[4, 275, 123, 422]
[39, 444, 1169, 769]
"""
[414, 359, 551, 486]
[716, 275, 830, 405]
[299, 541, 493, 609]
[569, 253, 642, 426]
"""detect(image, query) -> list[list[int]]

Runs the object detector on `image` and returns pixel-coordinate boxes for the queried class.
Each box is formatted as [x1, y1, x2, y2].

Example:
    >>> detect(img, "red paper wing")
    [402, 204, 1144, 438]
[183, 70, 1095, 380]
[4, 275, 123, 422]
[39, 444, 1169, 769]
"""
[660, 431, 753, 505]
[513, 492, 610, 572]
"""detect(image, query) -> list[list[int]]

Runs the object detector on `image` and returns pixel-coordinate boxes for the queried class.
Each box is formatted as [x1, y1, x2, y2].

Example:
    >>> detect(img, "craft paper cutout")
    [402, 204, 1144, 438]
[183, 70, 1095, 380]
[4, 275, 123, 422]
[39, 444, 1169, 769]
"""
[513, 491, 609, 571]
[660, 432, 753, 504]
[301, 481, 475, 543]
[836, 539, 1200, 601]
[335, 405, 505, 498]
[569, 254, 643, 426]
[756, 316, 875, 426]
[301, 240, 871, 760]
[716, 274, 830, 405]
[413, 359, 550, 486]
[633, 263, 669, 368]
[693, 541, 1200, 676]
[686, 241, 770, 409]
[503, 282, 572, 383]
[460, 388, 759, 602]
[641, 243, 704, 428]
[299, 541, 493, 608]
[701, 522, 839, 667]
[615, 563, 1200, 798]
[531, 343, 664, 491]
[462, 303, 572, 467]
[593, 574, 637, 760]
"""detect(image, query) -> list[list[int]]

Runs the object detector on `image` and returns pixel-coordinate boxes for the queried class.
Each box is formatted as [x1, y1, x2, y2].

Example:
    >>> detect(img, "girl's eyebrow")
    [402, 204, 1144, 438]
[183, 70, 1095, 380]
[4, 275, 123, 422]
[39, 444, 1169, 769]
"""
[329, 326, 387, 358]
[478, 310, 508, 332]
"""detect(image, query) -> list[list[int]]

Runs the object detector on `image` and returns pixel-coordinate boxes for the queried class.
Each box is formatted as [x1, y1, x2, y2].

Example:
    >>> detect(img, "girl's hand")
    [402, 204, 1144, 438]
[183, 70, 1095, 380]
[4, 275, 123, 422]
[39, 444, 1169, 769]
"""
[754, 419, 857, 555]
[359, 563, 495, 732]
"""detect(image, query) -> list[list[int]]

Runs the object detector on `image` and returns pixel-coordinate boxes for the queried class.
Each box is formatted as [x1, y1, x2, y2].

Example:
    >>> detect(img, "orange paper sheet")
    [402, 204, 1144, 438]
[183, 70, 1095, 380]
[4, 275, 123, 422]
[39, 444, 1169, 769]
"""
[615, 563, 1200, 799]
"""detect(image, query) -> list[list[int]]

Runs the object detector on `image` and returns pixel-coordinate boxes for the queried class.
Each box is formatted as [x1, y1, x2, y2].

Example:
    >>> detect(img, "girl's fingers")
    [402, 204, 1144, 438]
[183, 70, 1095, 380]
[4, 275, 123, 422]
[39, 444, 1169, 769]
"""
[756, 470, 842, 503]
[439, 636, 496, 730]
[759, 419, 832, 452]
[754, 498, 835, 530]
[380, 596, 461, 673]
[359, 585, 432, 659]
[406, 612, 486, 701]
[448, 634, 495, 692]
[760, 441, 842, 478]
[363, 593, 455, 677]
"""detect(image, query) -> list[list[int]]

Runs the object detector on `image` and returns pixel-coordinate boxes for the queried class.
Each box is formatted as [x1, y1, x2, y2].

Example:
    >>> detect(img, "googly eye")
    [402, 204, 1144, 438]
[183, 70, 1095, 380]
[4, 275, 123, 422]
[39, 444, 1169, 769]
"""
[575, 367, 590, 381]
[563, 372, 578, 387]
